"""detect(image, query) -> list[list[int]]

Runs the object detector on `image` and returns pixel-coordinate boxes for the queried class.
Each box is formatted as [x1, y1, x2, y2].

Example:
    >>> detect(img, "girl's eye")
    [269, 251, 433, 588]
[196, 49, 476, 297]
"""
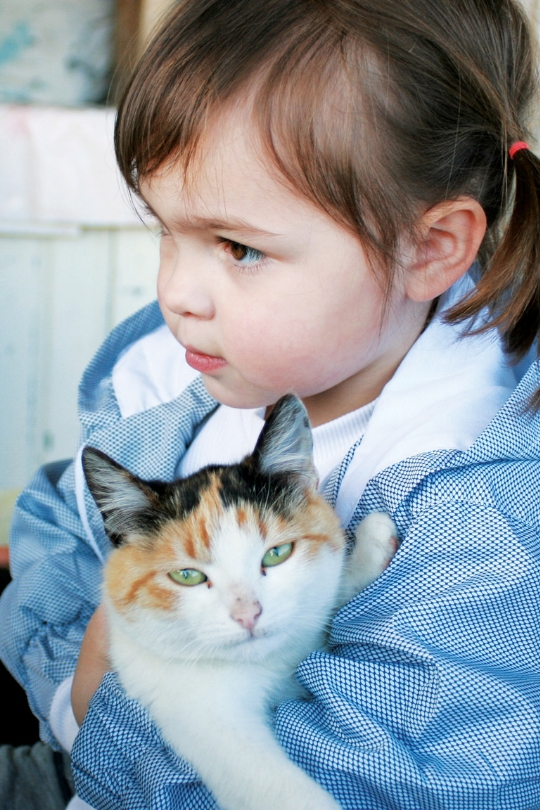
[169, 569, 208, 586]
[261, 543, 294, 568]
[220, 239, 266, 267]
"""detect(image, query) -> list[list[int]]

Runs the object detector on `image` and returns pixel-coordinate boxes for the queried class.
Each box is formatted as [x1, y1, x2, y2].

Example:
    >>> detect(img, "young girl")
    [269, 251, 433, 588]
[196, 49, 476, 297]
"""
[2, 0, 540, 807]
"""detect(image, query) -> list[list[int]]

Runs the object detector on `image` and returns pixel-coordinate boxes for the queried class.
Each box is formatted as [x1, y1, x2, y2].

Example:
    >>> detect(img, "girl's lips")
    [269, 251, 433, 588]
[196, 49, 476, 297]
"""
[185, 348, 227, 373]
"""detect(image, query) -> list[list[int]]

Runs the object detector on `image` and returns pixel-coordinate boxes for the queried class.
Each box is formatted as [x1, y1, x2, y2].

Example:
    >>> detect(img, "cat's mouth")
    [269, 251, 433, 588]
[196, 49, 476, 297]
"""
[228, 627, 270, 646]
[211, 627, 280, 662]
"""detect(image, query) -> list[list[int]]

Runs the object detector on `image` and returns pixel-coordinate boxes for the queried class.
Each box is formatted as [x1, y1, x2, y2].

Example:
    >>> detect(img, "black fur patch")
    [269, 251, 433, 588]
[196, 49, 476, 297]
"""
[83, 395, 312, 543]
[157, 463, 302, 524]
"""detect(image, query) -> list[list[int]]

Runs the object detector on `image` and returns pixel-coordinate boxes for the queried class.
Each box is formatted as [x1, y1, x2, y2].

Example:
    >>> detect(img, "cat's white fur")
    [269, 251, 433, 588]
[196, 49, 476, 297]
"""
[104, 510, 397, 810]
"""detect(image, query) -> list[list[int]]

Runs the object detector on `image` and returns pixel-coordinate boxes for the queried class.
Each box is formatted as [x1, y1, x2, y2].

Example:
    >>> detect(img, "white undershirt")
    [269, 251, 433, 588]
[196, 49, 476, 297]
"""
[177, 400, 376, 494]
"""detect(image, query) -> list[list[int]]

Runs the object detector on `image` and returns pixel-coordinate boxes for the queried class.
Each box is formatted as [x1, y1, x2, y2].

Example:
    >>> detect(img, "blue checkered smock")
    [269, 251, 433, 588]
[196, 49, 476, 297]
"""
[1, 301, 540, 809]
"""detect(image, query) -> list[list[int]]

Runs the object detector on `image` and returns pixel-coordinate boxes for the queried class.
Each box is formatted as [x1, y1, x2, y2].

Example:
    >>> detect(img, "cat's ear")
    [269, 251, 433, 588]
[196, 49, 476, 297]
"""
[82, 447, 157, 546]
[252, 395, 317, 490]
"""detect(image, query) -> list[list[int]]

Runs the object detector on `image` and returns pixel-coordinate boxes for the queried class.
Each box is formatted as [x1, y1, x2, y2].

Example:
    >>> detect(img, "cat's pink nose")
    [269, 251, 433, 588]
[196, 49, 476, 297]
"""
[231, 598, 262, 631]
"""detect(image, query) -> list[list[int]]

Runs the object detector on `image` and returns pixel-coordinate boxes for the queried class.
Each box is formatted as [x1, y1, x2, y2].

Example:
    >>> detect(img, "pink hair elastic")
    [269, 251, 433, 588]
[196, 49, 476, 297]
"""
[509, 141, 530, 159]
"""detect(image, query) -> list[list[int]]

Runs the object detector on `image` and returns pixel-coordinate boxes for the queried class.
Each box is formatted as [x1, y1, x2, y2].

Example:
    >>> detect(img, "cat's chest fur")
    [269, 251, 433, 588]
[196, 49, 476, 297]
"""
[84, 394, 397, 810]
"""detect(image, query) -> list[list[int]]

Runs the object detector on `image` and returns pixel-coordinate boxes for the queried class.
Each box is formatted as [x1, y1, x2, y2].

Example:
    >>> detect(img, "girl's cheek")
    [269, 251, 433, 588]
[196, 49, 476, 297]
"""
[159, 236, 178, 275]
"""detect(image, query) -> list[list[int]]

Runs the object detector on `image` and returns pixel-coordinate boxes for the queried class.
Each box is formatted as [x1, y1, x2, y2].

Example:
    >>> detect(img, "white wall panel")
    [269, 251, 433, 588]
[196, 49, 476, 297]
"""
[0, 103, 159, 507]
[42, 231, 112, 466]
[110, 228, 161, 326]
[0, 226, 159, 490]
[0, 238, 48, 487]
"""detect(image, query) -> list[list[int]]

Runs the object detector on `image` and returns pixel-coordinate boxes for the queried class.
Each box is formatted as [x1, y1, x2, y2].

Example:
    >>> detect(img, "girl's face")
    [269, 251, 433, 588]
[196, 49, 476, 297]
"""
[142, 114, 429, 426]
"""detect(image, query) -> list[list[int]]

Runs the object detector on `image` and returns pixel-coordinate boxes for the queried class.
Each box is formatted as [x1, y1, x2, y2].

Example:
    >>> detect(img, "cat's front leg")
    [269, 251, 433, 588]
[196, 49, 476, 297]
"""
[339, 512, 398, 604]
[168, 715, 341, 810]
[148, 666, 342, 810]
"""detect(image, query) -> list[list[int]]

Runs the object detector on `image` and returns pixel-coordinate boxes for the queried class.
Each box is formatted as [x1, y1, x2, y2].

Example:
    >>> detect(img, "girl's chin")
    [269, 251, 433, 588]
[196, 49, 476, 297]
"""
[200, 375, 277, 411]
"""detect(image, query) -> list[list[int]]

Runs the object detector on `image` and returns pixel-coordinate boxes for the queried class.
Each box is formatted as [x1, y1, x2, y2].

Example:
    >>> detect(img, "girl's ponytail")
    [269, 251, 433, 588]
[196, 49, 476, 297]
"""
[446, 144, 540, 405]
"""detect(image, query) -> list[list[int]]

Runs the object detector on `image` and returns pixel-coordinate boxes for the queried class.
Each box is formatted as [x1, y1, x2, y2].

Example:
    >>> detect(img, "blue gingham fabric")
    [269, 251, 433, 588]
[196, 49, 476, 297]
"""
[73, 352, 540, 809]
[2, 300, 540, 808]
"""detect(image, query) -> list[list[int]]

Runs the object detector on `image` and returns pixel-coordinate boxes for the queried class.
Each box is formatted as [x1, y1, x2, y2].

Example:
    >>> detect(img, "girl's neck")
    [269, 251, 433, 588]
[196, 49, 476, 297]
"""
[299, 307, 430, 428]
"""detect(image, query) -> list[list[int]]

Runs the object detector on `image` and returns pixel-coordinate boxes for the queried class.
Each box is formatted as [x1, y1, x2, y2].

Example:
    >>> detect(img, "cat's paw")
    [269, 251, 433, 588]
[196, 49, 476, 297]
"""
[342, 512, 399, 597]
[280, 779, 342, 810]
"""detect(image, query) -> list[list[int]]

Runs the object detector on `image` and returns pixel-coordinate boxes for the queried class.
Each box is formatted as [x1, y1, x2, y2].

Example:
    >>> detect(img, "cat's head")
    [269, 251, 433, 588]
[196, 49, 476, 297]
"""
[83, 395, 346, 664]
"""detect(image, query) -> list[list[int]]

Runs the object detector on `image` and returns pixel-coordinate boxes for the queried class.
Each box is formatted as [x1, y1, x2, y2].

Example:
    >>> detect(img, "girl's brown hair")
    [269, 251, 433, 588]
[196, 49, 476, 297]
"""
[115, 0, 540, 401]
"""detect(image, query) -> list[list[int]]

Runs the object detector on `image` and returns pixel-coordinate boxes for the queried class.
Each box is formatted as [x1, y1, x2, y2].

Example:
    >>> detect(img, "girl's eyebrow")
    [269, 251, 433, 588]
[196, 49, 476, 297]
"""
[172, 214, 280, 238]
[140, 201, 280, 237]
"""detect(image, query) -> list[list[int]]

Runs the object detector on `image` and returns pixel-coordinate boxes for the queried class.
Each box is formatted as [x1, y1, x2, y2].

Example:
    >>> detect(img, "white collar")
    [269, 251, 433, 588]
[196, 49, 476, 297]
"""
[333, 285, 518, 526]
[112, 278, 518, 529]
[113, 323, 197, 418]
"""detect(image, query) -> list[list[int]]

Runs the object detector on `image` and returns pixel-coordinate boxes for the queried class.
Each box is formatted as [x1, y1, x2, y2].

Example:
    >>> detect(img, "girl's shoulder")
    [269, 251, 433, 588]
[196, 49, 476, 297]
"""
[429, 358, 540, 518]
[77, 301, 204, 428]
[351, 357, 540, 536]
[78, 300, 165, 417]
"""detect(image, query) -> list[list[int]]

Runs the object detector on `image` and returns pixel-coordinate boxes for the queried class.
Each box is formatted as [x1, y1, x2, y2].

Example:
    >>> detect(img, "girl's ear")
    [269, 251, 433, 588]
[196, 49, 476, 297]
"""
[82, 447, 157, 546]
[404, 197, 487, 302]
[252, 395, 318, 490]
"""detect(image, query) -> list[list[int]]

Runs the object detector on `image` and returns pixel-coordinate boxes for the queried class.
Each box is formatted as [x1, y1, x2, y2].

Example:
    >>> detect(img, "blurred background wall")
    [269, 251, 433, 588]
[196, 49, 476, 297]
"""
[0, 0, 539, 545]
[0, 0, 176, 543]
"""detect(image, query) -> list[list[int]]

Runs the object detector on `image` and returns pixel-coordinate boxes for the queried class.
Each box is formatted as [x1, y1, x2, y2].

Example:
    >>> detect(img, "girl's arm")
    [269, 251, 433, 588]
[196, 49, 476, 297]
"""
[0, 459, 102, 749]
[71, 603, 110, 727]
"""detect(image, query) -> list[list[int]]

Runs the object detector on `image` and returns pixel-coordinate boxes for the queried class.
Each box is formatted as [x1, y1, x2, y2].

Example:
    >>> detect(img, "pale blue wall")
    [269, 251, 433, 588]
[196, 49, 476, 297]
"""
[0, 0, 114, 105]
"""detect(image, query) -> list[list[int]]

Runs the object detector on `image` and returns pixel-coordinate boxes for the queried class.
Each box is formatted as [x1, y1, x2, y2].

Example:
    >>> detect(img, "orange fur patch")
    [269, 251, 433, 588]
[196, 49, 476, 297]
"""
[288, 496, 345, 558]
[105, 475, 231, 615]
[183, 527, 196, 560]
[198, 515, 211, 548]
[303, 533, 333, 544]
[105, 545, 175, 613]
[237, 507, 248, 527]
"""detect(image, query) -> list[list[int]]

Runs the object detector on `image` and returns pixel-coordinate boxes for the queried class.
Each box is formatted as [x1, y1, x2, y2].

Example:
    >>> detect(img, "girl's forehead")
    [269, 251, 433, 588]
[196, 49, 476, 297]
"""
[140, 113, 331, 236]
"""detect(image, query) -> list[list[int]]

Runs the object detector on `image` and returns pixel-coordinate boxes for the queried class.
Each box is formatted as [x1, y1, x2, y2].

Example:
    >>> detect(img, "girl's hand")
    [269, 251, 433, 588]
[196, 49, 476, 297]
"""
[71, 603, 110, 726]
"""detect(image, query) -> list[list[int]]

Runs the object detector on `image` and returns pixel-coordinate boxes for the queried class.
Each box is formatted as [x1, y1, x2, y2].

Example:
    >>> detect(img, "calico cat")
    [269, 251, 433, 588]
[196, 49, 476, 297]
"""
[83, 394, 397, 810]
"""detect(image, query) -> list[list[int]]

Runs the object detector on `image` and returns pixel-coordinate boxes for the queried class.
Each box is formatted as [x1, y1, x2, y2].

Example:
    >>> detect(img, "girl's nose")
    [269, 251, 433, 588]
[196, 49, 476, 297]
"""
[159, 255, 215, 320]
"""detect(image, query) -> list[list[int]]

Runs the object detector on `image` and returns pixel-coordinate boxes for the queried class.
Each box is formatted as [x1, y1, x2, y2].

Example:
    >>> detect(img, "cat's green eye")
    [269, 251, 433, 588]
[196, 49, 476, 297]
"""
[261, 543, 294, 568]
[169, 569, 208, 586]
